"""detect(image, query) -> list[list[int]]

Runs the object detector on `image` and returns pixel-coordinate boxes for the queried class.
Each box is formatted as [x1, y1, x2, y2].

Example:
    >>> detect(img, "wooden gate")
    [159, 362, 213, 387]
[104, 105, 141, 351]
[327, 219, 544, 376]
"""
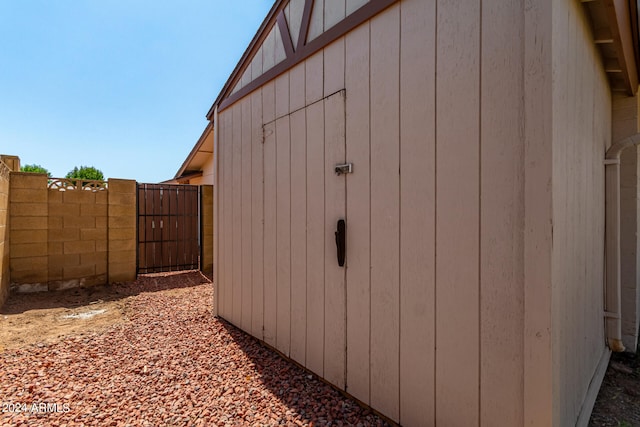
[137, 183, 200, 274]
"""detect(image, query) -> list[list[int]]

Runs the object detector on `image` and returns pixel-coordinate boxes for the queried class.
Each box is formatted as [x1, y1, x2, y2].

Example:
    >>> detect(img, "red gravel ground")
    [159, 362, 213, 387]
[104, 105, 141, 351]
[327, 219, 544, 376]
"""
[0, 274, 390, 426]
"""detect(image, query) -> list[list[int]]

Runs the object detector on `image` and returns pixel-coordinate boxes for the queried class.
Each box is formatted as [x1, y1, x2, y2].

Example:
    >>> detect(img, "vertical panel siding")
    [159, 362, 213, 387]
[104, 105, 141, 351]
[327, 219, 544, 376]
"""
[369, 4, 400, 420]
[306, 100, 326, 377]
[308, 0, 324, 42]
[479, 0, 525, 425]
[276, 115, 292, 356]
[263, 26, 276, 74]
[213, 1, 610, 425]
[290, 108, 308, 365]
[551, 0, 609, 425]
[251, 90, 264, 340]
[216, 111, 225, 318]
[223, 108, 234, 321]
[346, 0, 369, 16]
[324, 39, 345, 97]
[290, 62, 306, 113]
[435, 0, 480, 425]
[275, 72, 290, 120]
[241, 97, 253, 333]
[344, 21, 371, 406]
[263, 119, 278, 347]
[232, 104, 243, 326]
[288, 0, 305, 48]
[262, 82, 277, 346]
[306, 51, 324, 106]
[523, 0, 554, 422]
[399, 0, 436, 424]
[323, 92, 346, 389]
[324, 0, 346, 32]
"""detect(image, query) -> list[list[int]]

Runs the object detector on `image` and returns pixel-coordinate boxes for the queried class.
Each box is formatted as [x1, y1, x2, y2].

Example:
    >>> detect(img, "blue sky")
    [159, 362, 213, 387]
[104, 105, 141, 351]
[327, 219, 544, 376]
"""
[0, 1, 273, 183]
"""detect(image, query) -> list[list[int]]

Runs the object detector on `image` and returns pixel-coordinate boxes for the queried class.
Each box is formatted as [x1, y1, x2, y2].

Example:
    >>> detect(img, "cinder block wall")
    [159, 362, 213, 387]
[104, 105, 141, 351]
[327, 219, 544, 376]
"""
[107, 179, 137, 283]
[0, 160, 12, 307]
[9, 173, 48, 292]
[47, 184, 108, 290]
[8, 175, 137, 291]
[201, 185, 213, 276]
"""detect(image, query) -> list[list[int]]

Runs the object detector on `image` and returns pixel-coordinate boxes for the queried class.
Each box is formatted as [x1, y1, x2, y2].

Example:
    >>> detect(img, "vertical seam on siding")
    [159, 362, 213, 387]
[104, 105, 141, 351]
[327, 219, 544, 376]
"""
[304, 62, 309, 366]
[368, 19, 373, 407]
[520, 3, 525, 421]
[275, 113, 279, 348]
[240, 101, 244, 330]
[262, 89, 266, 341]
[302, 60, 308, 366]
[249, 97, 254, 337]
[304, 99, 309, 367]
[433, 0, 438, 422]
[322, 88, 327, 377]
[288, 102, 293, 358]
[343, 18, 348, 392]
[397, 1, 402, 420]
[478, 0, 483, 425]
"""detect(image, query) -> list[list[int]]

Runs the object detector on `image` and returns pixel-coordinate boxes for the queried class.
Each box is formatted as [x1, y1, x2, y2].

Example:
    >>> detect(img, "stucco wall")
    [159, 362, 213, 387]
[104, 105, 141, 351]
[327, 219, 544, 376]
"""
[551, 0, 611, 425]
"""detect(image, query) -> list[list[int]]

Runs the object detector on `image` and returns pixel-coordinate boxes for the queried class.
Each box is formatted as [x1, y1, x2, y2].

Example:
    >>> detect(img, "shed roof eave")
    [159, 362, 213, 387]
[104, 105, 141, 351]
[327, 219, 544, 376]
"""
[206, 0, 286, 121]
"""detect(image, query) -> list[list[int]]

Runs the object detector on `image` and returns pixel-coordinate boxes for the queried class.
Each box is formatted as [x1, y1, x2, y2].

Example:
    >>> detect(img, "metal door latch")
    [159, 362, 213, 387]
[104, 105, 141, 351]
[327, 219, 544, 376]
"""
[334, 163, 353, 175]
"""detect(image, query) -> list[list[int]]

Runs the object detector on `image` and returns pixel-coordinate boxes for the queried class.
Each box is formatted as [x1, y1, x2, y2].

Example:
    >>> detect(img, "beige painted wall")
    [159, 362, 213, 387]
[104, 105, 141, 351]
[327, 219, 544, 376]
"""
[551, 1, 611, 425]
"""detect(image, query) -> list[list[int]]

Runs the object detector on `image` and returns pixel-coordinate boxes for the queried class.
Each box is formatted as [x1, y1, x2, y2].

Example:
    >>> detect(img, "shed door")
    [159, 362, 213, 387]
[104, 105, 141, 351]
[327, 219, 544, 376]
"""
[262, 90, 347, 389]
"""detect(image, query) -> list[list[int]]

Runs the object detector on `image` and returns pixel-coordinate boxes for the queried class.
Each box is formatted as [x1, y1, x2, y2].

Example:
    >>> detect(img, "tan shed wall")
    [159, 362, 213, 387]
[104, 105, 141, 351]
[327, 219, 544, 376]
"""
[215, 0, 533, 424]
[215, 0, 618, 424]
[551, 1, 610, 425]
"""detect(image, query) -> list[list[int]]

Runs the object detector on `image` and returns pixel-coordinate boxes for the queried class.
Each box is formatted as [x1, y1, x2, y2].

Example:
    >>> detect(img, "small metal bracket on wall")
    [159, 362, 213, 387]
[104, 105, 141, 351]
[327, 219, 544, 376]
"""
[334, 163, 353, 175]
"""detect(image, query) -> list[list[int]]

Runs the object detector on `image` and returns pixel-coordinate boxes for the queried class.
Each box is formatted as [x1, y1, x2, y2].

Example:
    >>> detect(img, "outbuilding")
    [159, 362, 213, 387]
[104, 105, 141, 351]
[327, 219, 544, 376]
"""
[208, 0, 640, 425]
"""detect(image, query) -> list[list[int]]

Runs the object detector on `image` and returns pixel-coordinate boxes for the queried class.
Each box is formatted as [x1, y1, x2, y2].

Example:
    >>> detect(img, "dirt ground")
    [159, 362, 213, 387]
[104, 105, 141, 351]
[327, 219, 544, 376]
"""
[1, 272, 638, 425]
[0, 271, 209, 352]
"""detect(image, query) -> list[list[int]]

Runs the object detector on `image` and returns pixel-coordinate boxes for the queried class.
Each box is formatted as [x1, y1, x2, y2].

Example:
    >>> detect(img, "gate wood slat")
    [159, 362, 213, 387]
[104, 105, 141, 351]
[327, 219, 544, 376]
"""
[137, 183, 200, 274]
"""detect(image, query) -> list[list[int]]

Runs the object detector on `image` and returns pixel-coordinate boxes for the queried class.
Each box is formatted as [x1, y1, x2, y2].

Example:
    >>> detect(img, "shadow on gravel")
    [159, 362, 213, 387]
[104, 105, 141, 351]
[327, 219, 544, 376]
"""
[219, 319, 392, 426]
[1, 270, 210, 315]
